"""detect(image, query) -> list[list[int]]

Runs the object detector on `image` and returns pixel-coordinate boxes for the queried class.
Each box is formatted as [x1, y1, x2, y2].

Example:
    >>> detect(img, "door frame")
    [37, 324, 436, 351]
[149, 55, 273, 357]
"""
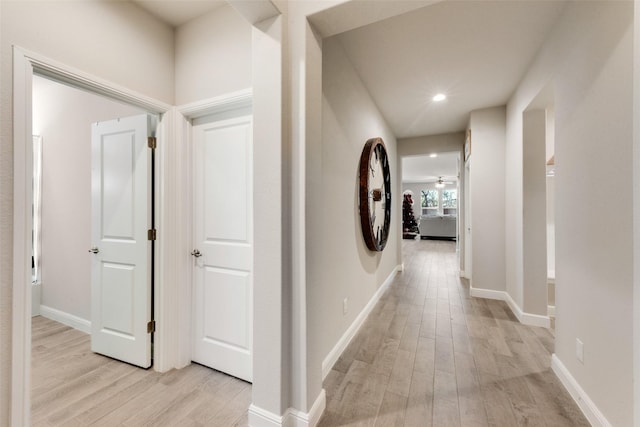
[11, 47, 174, 426]
[175, 89, 253, 368]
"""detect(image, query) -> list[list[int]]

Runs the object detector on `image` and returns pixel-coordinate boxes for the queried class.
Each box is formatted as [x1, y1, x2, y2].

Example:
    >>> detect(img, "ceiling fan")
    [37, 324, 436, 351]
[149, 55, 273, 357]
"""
[434, 176, 455, 188]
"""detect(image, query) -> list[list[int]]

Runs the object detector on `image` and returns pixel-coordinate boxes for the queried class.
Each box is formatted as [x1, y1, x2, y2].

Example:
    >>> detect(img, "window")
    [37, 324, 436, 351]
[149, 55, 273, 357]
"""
[442, 189, 457, 215]
[421, 189, 438, 216]
[417, 188, 457, 216]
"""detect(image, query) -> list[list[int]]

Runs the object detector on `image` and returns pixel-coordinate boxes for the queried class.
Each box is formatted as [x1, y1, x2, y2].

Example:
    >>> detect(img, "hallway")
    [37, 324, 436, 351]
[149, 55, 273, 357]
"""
[319, 239, 589, 426]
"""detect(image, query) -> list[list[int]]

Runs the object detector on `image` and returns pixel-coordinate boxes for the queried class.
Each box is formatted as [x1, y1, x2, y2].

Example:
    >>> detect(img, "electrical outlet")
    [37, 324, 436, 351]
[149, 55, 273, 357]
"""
[576, 338, 584, 364]
[343, 298, 348, 315]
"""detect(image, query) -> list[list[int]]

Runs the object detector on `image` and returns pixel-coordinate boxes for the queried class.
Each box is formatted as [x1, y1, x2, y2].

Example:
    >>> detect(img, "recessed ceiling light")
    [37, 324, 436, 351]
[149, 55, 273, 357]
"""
[433, 93, 446, 102]
[429, 153, 437, 158]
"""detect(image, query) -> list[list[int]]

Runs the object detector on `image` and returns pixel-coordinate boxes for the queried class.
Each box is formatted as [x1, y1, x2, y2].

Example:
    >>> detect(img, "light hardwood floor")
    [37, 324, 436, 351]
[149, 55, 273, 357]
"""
[318, 239, 589, 427]
[33, 239, 587, 426]
[31, 316, 251, 426]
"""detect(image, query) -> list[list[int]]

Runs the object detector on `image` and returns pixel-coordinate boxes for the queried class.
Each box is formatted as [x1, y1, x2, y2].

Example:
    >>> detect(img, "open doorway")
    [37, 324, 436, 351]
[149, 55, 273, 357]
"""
[11, 50, 171, 422]
[545, 109, 556, 329]
[522, 103, 554, 326]
[30, 74, 157, 413]
[31, 75, 148, 330]
[401, 152, 459, 243]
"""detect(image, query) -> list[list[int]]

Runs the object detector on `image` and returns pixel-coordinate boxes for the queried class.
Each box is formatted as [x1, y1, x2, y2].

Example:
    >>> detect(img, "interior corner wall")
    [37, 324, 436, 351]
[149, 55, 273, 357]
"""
[0, 2, 174, 422]
[33, 76, 144, 322]
[309, 33, 400, 395]
[175, 3, 252, 105]
[505, 1, 633, 424]
[469, 107, 506, 293]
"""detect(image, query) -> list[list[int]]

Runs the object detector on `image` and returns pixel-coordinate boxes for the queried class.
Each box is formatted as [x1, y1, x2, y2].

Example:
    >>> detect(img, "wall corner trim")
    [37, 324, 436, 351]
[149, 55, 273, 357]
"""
[283, 389, 326, 427]
[469, 286, 550, 328]
[248, 390, 326, 427]
[39, 305, 91, 334]
[248, 404, 284, 427]
[321, 265, 400, 380]
[551, 354, 612, 427]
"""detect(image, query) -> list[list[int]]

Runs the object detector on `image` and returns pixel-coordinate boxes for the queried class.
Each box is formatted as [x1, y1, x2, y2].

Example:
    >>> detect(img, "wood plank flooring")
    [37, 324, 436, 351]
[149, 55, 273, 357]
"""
[31, 316, 250, 426]
[32, 239, 587, 426]
[318, 239, 589, 427]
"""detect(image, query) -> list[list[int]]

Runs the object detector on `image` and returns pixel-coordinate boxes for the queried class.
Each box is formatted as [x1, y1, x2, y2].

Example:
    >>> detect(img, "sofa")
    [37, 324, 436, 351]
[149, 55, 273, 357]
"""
[418, 215, 457, 239]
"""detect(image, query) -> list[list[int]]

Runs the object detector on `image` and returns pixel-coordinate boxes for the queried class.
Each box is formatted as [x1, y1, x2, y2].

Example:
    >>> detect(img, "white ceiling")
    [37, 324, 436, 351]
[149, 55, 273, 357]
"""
[335, 0, 566, 138]
[402, 152, 458, 183]
[132, 0, 226, 27]
[131, 0, 565, 139]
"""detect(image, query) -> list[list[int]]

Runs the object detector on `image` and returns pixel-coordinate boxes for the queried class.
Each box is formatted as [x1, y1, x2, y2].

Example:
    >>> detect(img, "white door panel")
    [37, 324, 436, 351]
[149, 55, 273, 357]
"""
[192, 114, 253, 382]
[91, 114, 152, 368]
[203, 125, 249, 242]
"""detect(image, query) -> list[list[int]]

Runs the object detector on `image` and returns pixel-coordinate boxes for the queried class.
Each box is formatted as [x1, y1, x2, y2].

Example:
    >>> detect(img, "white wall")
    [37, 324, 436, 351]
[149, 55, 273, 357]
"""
[469, 107, 506, 293]
[399, 132, 464, 157]
[32, 76, 144, 322]
[175, 4, 252, 105]
[505, 1, 633, 424]
[0, 2, 174, 421]
[308, 34, 401, 402]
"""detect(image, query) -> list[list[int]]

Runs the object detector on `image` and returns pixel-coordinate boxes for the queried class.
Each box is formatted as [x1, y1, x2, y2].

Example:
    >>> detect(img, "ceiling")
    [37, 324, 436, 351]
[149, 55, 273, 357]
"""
[130, 0, 565, 139]
[335, 0, 566, 138]
[132, 0, 225, 27]
[402, 153, 458, 183]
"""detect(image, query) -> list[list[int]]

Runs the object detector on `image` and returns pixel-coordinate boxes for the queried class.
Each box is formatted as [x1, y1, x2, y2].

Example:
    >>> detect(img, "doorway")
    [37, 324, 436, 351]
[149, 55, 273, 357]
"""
[32, 74, 148, 326]
[32, 76, 156, 367]
[11, 49, 172, 425]
[400, 153, 460, 246]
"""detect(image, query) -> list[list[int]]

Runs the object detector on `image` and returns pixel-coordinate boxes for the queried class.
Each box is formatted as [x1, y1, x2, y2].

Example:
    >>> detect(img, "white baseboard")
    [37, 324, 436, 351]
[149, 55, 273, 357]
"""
[39, 305, 91, 334]
[551, 354, 612, 427]
[283, 389, 326, 427]
[469, 286, 505, 301]
[321, 265, 400, 380]
[469, 286, 551, 328]
[248, 404, 285, 427]
[504, 293, 550, 328]
[248, 390, 326, 427]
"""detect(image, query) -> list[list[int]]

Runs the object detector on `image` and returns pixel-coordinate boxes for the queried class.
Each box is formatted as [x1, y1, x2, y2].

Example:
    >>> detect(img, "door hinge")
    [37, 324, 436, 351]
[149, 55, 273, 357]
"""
[147, 320, 156, 334]
[148, 229, 157, 241]
[148, 136, 157, 149]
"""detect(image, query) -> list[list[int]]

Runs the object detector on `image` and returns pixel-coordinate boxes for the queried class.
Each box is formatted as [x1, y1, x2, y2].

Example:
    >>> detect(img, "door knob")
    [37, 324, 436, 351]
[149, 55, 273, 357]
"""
[88, 247, 99, 254]
[191, 249, 202, 258]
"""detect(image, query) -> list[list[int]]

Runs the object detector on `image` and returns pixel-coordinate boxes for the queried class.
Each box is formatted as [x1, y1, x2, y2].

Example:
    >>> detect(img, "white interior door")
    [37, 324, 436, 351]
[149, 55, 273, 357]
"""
[90, 114, 153, 368]
[192, 113, 253, 382]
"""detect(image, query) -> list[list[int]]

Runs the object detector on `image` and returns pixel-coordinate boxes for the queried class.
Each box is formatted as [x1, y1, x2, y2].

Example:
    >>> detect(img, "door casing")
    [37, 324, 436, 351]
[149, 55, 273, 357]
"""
[176, 90, 253, 369]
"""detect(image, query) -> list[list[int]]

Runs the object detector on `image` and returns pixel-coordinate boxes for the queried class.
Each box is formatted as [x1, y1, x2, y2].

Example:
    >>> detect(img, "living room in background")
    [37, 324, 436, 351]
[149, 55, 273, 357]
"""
[401, 152, 459, 240]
